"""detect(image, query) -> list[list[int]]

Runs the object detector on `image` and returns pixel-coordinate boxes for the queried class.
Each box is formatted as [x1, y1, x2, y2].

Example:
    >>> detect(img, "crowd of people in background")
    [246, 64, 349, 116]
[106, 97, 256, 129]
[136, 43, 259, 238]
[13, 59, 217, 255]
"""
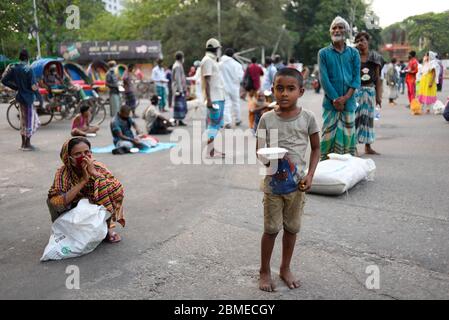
[364, 44, 446, 116]
[2, 29, 448, 156]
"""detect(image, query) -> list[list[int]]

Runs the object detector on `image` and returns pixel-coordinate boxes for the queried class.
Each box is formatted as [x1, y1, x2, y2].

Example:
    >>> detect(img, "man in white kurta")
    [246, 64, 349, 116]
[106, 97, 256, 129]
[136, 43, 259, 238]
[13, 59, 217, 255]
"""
[219, 48, 244, 127]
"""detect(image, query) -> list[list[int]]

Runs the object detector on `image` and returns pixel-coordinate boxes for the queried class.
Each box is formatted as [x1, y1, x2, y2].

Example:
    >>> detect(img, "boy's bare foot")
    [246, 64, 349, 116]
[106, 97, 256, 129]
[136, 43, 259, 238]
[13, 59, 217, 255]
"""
[280, 268, 301, 290]
[259, 271, 276, 292]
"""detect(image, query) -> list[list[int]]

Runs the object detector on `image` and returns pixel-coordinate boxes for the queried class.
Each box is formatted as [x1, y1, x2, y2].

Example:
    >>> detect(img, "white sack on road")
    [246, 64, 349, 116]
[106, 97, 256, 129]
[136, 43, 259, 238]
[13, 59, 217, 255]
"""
[308, 153, 376, 195]
[41, 199, 111, 262]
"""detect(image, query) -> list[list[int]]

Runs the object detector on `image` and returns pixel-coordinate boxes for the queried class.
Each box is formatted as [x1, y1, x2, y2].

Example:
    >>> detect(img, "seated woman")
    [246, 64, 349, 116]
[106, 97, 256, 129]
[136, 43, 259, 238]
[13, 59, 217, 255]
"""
[48, 137, 125, 243]
[142, 95, 174, 135]
[71, 105, 100, 137]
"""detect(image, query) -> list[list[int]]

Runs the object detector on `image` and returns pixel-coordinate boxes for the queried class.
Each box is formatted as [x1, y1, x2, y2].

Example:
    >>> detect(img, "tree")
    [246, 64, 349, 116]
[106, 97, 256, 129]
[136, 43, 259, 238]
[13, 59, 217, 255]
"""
[0, 0, 106, 58]
[381, 11, 449, 58]
[160, 0, 292, 67]
[405, 12, 449, 57]
[0, 1, 30, 58]
[35, 0, 106, 55]
[284, 0, 382, 65]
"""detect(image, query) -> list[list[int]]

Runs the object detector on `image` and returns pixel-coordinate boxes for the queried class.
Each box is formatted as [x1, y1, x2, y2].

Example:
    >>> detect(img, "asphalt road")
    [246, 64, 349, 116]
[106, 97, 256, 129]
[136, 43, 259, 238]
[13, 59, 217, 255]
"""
[0, 84, 448, 300]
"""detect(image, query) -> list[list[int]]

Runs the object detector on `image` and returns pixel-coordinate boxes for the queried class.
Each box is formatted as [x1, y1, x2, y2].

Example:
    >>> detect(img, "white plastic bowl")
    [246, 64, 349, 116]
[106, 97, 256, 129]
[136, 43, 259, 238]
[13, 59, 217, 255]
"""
[86, 133, 96, 137]
[257, 147, 288, 161]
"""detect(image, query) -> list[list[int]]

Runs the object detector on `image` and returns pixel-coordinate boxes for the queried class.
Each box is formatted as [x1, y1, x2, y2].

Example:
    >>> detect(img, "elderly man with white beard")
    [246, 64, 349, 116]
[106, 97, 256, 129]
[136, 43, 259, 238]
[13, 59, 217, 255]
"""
[318, 16, 361, 160]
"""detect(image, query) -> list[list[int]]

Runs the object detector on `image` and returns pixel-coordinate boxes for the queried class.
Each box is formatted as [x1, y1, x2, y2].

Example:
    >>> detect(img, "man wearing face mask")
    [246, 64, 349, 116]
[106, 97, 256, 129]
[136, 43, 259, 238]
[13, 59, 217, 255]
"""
[318, 16, 361, 160]
[200, 38, 226, 159]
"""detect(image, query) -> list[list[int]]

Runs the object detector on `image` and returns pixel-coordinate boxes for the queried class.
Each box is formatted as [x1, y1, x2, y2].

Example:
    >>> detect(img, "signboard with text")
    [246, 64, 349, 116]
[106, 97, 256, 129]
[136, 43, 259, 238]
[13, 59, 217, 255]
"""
[59, 41, 162, 62]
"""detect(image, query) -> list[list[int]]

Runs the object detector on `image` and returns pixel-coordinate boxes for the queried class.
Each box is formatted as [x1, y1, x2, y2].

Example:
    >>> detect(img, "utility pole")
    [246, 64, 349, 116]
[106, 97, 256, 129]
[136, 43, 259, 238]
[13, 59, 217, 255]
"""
[33, 0, 41, 59]
[261, 46, 265, 65]
[217, 0, 222, 43]
[349, 7, 355, 41]
[272, 24, 286, 57]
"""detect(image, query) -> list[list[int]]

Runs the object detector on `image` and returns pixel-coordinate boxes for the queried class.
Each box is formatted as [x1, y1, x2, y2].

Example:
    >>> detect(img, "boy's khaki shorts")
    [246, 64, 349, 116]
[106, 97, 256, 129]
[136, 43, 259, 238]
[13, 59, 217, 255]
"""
[263, 190, 305, 235]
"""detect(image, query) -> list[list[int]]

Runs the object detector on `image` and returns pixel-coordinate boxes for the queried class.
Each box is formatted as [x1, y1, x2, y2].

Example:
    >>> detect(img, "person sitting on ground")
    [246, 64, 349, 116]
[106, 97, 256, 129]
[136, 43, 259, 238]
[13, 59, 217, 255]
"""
[110, 106, 146, 154]
[142, 95, 174, 135]
[71, 105, 100, 137]
[48, 137, 125, 243]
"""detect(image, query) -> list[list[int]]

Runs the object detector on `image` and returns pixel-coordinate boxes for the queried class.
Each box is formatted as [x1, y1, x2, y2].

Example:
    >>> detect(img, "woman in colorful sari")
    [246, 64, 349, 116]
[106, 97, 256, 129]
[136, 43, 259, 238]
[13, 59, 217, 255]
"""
[417, 51, 438, 114]
[354, 32, 383, 155]
[48, 137, 125, 243]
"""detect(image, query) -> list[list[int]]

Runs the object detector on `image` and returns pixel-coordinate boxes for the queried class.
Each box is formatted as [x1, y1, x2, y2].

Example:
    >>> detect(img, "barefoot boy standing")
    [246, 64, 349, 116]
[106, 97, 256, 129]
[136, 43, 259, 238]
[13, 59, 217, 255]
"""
[256, 68, 320, 292]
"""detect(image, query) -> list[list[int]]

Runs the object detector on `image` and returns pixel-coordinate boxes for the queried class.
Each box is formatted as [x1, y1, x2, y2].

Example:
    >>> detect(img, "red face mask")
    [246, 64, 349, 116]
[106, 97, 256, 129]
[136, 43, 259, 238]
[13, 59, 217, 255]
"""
[73, 155, 85, 168]
[73, 154, 91, 168]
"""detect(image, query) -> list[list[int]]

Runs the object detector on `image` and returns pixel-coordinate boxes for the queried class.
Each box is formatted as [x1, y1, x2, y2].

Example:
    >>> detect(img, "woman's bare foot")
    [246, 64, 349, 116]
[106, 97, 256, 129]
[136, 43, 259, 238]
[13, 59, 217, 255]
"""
[365, 145, 380, 155]
[105, 230, 121, 243]
[280, 268, 300, 289]
[259, 270, 276, 292]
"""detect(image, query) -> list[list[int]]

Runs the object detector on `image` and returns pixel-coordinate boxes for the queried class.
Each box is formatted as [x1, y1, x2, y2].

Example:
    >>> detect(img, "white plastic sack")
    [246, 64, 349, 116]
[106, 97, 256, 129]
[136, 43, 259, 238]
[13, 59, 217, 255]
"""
[41, 199, 111, 262]
[308, 153, 376, 195]
[433, 100, 445, 115]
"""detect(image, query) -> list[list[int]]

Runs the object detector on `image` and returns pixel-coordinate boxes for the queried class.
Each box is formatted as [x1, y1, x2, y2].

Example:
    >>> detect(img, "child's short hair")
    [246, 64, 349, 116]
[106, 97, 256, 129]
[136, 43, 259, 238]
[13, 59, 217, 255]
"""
[80, 105, 90, 114]
[274, 68, 304, 87]
[151, 94, 159, 105]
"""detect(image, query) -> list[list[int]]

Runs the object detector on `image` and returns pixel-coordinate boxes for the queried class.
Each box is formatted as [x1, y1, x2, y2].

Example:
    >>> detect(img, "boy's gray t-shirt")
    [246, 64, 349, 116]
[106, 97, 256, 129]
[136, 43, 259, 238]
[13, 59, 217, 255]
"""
[256, 108, 320, 193]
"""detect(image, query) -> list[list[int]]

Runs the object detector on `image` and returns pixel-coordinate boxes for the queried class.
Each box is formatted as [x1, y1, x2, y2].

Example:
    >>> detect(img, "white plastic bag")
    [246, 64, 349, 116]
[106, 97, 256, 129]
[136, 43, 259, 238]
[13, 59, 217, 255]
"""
[41, 199, 111, 261]
[433, 100, 445, 115]
[308, 153, 376, 195]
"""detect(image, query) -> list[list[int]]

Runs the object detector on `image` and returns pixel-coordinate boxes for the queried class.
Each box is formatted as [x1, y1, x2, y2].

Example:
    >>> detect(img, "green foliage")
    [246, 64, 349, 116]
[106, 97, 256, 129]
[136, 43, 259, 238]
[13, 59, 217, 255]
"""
[160, 0, 292, 67]
[381, 11, 449, 58]
[11, 0, 449, 67]
[80, 0, 292, 67]
[0, 0, 106, 57]
[284, 0, 380, 65]
[406, 11, 449, 57]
